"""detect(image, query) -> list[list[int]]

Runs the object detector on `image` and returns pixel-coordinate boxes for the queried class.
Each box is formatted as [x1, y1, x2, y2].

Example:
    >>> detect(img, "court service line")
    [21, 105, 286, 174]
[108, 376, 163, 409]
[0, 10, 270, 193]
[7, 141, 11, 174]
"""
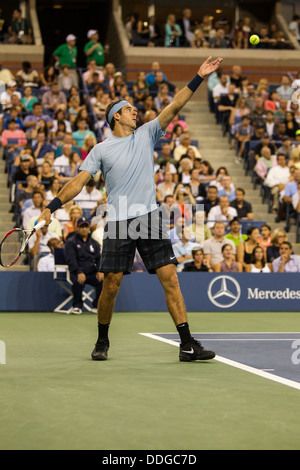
[140, 333, 300, 392]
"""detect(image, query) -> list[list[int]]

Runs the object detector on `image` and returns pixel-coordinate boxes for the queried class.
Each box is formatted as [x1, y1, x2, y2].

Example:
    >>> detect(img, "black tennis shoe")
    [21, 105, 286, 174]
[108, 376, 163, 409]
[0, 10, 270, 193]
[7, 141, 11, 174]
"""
[91, 340, 109, 361]
[179, 338, 215, 362]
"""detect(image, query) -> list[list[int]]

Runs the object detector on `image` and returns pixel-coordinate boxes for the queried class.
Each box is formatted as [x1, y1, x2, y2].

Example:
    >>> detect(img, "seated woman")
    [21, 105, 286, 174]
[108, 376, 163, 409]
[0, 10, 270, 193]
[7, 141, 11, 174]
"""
[182, 248, 213, 272]
[214, 243, 243, 272]
[237, 226, 266, 270]
[245, 245, 273, 272]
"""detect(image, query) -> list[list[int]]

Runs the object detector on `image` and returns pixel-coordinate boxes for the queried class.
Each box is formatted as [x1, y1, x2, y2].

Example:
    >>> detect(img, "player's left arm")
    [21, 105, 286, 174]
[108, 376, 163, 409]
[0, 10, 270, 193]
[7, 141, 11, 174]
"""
[158, 56, 223, 131]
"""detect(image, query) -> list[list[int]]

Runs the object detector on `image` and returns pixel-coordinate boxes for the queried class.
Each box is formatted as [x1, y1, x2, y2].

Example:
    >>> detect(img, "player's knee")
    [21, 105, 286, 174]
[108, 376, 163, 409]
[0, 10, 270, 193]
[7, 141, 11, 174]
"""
[162, 272, 180, 292]
[104, 273, 123, 297]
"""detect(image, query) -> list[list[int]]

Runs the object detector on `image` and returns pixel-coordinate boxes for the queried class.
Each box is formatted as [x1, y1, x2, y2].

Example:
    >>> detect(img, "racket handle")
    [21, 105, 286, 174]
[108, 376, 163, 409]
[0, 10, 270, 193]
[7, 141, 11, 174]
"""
[34, 220, 46, 231]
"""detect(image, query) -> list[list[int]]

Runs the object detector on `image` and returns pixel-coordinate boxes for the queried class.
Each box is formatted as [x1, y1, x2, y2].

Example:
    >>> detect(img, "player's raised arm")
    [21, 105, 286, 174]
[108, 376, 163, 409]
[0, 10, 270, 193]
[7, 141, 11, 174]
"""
[38, 170, 92, 226]
[158, 56, 223, 131]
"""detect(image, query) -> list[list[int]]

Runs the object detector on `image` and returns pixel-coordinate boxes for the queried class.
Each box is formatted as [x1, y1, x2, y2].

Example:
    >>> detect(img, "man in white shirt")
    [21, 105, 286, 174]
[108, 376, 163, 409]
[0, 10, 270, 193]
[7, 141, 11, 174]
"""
[264, 153, 291, 211]
[37, 237, 64, 272]
[172, 225, 200, 272]
[272, 241, 300, 272]
[53, 143, 72, 175]
[28, 226, 60, 259]
[74, 179, 102, 219]
[206, 195, 237, 229]
[22, 190, 44, 229]
[203, 221, 236, 269]
[212, 73, 229, 103]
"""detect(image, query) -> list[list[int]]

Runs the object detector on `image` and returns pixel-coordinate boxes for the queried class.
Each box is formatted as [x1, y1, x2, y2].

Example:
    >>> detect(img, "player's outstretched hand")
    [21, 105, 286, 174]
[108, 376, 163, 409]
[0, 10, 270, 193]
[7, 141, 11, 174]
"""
[198, 56, 223, 78]
[37, 208, 52, 227]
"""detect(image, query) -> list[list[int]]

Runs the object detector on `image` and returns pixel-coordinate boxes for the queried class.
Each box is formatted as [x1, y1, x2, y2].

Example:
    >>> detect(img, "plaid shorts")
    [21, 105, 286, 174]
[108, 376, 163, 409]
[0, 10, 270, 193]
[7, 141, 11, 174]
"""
[100, 210, 178, 274]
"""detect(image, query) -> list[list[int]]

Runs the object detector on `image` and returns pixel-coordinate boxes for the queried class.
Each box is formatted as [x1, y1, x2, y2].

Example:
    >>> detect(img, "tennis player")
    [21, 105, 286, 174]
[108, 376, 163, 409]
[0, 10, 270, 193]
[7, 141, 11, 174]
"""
[38, 56, 223, 362]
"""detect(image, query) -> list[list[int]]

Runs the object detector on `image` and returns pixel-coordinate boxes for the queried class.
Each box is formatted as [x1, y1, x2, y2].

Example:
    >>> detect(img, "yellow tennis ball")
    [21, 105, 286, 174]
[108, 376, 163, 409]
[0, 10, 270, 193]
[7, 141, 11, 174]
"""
[249, 34, 259, 45]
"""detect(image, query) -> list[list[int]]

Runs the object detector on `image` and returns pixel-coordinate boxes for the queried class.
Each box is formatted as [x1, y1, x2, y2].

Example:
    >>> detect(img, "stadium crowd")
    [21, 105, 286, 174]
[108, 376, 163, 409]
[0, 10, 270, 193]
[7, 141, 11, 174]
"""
[1, 14, 300, 276]
[124, 9, 293, 50]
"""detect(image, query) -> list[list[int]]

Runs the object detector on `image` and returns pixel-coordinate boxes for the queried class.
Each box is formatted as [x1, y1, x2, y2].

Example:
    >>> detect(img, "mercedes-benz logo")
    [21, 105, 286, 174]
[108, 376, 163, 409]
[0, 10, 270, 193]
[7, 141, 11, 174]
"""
[208, 275, 241, 308]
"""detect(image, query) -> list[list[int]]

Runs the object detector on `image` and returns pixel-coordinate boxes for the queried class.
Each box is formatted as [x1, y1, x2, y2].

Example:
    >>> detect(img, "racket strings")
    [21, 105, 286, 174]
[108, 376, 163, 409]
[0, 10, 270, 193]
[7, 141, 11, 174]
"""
[0, 230, 24, 267]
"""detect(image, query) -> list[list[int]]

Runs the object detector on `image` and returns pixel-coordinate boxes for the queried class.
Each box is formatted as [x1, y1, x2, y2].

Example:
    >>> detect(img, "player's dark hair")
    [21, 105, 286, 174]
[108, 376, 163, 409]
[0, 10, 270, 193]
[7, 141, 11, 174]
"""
[105, 100, 124, 130]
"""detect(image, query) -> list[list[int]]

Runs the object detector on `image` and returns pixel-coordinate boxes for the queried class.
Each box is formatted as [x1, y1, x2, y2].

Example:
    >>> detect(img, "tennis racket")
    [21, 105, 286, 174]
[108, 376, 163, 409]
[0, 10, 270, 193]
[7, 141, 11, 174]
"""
[0, 220, 45, 268]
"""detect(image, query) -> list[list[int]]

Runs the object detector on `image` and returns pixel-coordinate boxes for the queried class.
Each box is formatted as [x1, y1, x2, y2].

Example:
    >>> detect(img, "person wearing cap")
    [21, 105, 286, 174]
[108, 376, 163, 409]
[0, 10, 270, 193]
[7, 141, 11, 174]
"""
[0, 80, 21, 111]
[64, 217, 103, 314]
[53, 34, 77, 69]
[84, 30, 108, 67]
[38, 56, 223, 361]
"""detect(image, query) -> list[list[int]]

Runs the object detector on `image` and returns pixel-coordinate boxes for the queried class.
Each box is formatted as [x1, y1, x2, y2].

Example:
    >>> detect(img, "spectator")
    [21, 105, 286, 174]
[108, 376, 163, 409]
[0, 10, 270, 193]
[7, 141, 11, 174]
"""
[203, 185, 219, 217]
[20, 86, 39, 113]
[39, 65, 58, 91]
[17, 174, 41, 210]
[209, 28, 227, 48]
[81, 134, 98, 161]
[264, 153, 291, 211]
[177, 8, 197, 47]
[192, 210, 211, 245]
[37, 237, 65, 272]
[0, 63, 14, 85]
[59, 151, 82, 182]
[154, 83, 172, 113]
[42, 82, 68, 114]
[225, 217, 247, 247]
[72, 118, 96, 149]
[148, 70, 176, 96]
[63, 205, 83, 240]
[284, 111, 299, 138]
[145, 61, 167, 86]
[203, 221, 236, 269]
[231, 29, 248, 49]
[237, 226, 265, 270]
[212, 73, 229, 104]
[28, 225, 60, 260]
[172, 225, 200, 272]
[172, 184, 195, 223]
[191, 28, 208, 48]
[218, 175, 236, 201]
[132, 71, 149, 106]
[74, 179, 102, 221]
[156, 170, 176, 200]
[288, 15, 300, 43]
[173, 133, 201, 161]
[266, 228, 287, 262]
[234, 115, 254, 162]
[253, 132, 277, 162]
[1, 118, 27, 150]
[53, 34, 77, 70]
[214, 243, 242, 272]
[272, 241, 300, 272]
[178, 157, 193, 184]
[16, 61, 39, 88]
[55, 132, 81, 157]
[84, 30, 108, 67]
[64, 217, 103, 314]
[58, 64, 78, 92]
[245, 245, 273, 272]
[263, 111, 277, 138]
[0, 80, 21, 112]
[218, 82, 239, 134]
[254, 146, 277, 181]
[274, 98, 288, 123]
[22, 190, 44, 229]
[206, 195, 238, 229]
[32, 129, 54, 164]
[230, 187, 253, 219]
[276, 75, 293, 101]
[164, 14, 182, 47]
[182, 248, 213, 272]
[8, 8, 33, 44]
[44, 177, 62, 201]
[23, 102, 53, 134]
[13, 154, 38, 184]
[52, 143, 73, 176]
[258, 224, 272, 250]
[188, 168, 207, 202]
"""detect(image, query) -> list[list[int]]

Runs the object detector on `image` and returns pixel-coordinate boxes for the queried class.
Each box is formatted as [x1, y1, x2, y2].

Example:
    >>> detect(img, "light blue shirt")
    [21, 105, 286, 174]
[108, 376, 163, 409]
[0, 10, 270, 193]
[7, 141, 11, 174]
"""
[80, 117, 165, 221]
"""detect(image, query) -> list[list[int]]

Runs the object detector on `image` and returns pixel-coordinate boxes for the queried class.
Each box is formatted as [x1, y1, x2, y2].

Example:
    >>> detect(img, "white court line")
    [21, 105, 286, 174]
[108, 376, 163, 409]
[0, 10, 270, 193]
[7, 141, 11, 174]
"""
[140, 333, 300, 391]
